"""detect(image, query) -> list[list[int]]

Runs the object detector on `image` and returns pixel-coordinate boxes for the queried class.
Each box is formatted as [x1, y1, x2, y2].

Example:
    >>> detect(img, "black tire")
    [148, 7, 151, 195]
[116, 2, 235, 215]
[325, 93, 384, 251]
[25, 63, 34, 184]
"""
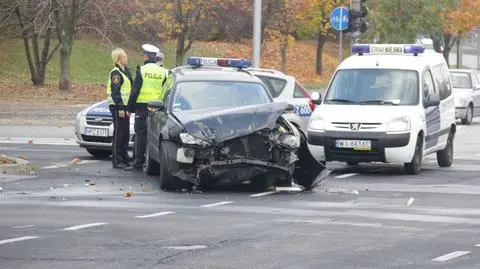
[437, 131, 454, 167]
[86, 148, 111, 158]
[404, 135, 423, 175]
[461, 104, 473, 125]
[293, 131, 325, 190]
[145, 146, 160, 175]
[158, 141, 189, 191]
[346, 161, 359, 166]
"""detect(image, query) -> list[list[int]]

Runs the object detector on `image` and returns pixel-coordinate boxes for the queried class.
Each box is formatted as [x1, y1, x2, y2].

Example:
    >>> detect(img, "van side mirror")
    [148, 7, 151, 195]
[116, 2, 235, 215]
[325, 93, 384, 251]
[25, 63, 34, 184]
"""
[311, 91, 322, 105]
[474, 84, 480, 91]
[424, 92, 440, 107]
[148, 101, 165, 111]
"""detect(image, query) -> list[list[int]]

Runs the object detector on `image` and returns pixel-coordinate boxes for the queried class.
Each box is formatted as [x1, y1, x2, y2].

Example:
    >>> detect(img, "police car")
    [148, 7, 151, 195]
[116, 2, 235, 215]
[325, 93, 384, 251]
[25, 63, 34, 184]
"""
[144, 57, 322, 191]
[246, 68, 316, 133]
[307, 44, 456, 174]
[75, 101, 135, 157]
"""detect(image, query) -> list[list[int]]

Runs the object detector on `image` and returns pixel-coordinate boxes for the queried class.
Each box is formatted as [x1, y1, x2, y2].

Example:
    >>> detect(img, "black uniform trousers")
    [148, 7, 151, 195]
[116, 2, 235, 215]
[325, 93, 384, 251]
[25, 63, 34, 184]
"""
[133, 104, 148, 168]
[110, 106, 130, 167]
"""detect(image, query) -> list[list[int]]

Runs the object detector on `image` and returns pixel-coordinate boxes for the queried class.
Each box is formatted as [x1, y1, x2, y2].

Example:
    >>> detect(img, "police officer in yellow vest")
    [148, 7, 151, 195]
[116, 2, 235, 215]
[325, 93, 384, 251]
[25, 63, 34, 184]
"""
[107, 48, 133, 170]
[127, 44, 170, 170]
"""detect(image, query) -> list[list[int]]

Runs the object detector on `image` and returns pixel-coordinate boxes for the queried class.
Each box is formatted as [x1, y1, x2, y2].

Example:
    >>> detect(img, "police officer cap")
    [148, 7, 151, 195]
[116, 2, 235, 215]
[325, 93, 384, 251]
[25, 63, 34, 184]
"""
[142, 44, 159, 55]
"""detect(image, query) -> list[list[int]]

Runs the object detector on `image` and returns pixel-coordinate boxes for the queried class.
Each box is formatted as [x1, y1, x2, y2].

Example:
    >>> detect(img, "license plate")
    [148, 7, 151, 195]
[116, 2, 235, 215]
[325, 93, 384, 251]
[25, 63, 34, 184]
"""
[85, 127, 109, 137]
[335, 139, 371, 150]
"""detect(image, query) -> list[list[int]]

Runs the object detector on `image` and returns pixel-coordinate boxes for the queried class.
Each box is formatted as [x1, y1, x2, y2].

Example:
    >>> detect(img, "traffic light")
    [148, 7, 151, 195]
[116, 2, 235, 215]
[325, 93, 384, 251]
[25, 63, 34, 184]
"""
[347, 0, 368, 34]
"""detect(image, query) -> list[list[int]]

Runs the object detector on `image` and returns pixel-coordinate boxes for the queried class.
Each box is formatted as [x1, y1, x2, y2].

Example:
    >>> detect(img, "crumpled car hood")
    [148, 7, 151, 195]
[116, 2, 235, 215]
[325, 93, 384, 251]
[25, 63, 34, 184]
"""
[172, 102, 290, 144]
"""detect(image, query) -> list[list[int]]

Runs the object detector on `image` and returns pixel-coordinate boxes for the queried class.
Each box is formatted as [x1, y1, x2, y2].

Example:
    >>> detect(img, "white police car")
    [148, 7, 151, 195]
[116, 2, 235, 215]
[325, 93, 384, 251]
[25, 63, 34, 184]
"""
[307, 44, 456, 174]
[75, 100, 135, 158]
[246, 68, 316, 133]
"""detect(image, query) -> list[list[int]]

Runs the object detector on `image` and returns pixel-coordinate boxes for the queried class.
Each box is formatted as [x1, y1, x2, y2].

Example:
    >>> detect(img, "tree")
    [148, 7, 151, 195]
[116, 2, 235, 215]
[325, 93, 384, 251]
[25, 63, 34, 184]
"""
[53, 0, 93, 91]
[11, 0, 59, 86]
[297, 0, 348, 75]
[130, 0, 216, 67]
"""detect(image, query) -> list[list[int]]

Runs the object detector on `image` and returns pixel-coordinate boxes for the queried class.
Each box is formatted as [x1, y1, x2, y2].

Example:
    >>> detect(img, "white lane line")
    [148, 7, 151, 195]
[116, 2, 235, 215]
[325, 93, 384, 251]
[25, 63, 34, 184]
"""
[334, 173, 359, 179]
[200, 201, 233, 208]
[163, 245, 208, 250]
[135, 211, 175, 218]
[0, 137, 77, 146]
[475, 244, 480, 247]
[11, 225, 35, 229]
[0, 236, 39, 245]
[432, 251, 470, 262]
[63, 222, 107, 231]
[41, 160, 100, 169]
[250, 191, 276, 197]
[41, 164, 70, 169]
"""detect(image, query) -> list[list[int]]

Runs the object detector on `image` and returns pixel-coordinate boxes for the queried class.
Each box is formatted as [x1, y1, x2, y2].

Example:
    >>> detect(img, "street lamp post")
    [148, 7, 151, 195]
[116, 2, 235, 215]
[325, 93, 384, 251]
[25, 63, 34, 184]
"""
[253, 0, 262, 68]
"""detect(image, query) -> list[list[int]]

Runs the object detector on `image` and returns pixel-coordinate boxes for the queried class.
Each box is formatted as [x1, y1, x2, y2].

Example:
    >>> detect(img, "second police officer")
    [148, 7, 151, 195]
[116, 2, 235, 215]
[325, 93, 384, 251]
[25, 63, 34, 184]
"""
[127, 44, 171, 171]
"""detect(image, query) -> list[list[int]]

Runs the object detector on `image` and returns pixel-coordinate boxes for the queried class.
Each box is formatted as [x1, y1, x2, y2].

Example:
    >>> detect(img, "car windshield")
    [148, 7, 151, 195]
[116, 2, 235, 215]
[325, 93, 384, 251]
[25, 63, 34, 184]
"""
[171, 81, 271, 111]
[450, 72, 472, 89]
[324, 69, 419, 105]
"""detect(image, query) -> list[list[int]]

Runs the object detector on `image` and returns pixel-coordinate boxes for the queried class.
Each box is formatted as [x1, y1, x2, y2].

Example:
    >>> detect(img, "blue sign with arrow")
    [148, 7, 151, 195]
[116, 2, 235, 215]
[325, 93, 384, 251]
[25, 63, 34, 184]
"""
[330, 7, 349, 31]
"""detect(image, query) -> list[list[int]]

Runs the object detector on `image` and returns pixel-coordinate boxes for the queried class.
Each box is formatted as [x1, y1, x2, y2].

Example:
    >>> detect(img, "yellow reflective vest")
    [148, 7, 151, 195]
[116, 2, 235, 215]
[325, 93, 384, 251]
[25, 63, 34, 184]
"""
[137, 63, 170, 103]
[106, 67, 131, 105]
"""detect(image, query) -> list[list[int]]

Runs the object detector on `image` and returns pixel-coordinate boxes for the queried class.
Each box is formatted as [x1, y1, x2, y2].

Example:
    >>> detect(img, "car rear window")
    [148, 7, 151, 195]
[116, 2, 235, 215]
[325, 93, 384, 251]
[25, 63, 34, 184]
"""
[255, 75, 287, 98]
[293, 82, 310, 98]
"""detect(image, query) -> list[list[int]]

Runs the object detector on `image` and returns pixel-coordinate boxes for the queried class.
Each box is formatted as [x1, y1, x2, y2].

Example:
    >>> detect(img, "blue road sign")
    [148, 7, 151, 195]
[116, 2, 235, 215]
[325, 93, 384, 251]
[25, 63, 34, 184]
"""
[330, 7, 349, 31]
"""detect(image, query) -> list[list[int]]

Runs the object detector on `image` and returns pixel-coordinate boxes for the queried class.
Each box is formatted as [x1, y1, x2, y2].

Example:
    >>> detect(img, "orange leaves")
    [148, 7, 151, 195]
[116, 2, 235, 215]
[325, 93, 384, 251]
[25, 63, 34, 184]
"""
[443, 0, 480, 35]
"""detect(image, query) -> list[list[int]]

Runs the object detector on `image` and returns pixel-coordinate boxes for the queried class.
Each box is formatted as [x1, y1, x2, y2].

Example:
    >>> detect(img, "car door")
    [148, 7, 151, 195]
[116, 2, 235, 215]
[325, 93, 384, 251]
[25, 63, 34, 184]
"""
[472, 71, 480, 116]
[423, 68, 442, 151]
[146, 101, 168, 160]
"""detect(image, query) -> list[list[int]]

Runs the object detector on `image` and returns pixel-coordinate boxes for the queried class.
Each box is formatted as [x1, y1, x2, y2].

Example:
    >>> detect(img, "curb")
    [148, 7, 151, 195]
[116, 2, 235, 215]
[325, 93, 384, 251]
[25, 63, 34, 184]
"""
[0, 155, 31, 174]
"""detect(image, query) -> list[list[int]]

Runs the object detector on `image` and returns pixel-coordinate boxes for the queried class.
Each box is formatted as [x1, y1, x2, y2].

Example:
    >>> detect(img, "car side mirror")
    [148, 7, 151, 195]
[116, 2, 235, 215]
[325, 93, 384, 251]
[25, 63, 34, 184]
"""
[310, 91, 322, 105]
[148, 101, 165, 111]
[424, 92, 440, 107]
[474, 84, 480, 91]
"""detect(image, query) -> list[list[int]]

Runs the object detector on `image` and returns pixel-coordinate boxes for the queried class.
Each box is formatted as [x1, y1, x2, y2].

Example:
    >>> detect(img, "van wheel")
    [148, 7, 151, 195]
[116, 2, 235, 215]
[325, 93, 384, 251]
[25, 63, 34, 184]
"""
[404, 135, 423, 174]
[461, 104, 473, 125]
[437, 131, 454, 167]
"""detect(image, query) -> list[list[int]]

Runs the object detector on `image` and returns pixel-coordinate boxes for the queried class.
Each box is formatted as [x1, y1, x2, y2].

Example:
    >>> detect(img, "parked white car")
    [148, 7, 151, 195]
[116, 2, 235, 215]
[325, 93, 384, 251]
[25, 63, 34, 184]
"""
[75, 100, 135, 158]
[450, 68, 480, 125]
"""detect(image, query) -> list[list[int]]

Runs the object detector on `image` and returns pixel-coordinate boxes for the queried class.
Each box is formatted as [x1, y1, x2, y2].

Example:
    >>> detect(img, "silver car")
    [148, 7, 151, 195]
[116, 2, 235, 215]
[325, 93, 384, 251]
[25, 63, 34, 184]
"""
[75, 100, 135, 158]
[450, 69, 480, 125]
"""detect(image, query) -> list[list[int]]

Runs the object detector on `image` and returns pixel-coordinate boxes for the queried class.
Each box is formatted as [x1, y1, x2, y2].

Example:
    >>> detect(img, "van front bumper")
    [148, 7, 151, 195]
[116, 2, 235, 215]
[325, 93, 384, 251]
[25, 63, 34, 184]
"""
[307, 130, 412, 163]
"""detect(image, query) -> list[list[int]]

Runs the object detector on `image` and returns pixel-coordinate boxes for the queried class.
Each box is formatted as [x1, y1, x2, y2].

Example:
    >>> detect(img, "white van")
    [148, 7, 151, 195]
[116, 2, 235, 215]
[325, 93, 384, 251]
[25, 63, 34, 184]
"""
[307, 44, 456, 174]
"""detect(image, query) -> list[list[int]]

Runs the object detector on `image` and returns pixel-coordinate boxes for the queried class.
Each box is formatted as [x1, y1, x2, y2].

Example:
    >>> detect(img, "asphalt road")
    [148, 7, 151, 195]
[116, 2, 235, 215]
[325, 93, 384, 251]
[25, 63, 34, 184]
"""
[1, 120, 480, 269]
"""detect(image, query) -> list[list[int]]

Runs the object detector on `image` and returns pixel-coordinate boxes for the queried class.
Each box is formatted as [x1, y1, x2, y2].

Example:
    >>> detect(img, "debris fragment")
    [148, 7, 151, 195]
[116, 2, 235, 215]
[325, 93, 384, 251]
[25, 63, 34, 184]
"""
[143, 187, 149, 192]
[70, 158, 81, 164]
[28, 139, 33, 144]
[325, 188, 359, 195]
[124, 192, 134, 197]
[49, 187, 55, 190]
[0, 186, 3, 192]
[406, 197, 415, 207]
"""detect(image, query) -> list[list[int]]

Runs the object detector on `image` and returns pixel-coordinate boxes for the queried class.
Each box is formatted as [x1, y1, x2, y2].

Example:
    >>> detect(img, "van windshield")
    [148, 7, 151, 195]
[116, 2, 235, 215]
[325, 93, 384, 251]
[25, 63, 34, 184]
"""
[324, 69, 419, 105]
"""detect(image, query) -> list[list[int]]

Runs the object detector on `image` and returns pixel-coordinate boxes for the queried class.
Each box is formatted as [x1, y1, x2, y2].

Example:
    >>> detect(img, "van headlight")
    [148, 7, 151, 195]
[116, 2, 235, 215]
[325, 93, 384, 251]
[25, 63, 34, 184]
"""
[309, 116, 325, 132]
[387, 116, 411, 133]
[179, 133, 210, 147]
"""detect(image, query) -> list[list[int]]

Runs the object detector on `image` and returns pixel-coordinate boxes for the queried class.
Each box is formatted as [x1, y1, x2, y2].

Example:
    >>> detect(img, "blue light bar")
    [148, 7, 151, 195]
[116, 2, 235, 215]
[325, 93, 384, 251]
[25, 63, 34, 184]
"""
[186, 57, 252, 68]
[351, 44, 425, 56]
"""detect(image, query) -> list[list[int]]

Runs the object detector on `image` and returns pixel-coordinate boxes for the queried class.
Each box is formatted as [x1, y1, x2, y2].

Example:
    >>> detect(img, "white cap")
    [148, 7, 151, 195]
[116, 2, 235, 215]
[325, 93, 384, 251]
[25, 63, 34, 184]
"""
[142, 44, 159, 55]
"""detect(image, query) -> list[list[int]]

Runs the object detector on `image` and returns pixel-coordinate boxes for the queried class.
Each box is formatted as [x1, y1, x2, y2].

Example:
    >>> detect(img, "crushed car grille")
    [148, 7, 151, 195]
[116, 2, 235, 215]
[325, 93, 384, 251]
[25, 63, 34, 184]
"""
[225, 135, 271, 160]
[86, 116, 113, 126]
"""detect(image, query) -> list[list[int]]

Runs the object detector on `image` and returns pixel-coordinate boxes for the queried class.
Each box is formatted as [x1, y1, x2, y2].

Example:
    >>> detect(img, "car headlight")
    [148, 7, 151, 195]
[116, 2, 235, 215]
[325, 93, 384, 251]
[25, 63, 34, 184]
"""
[179, 133, 210, 147]
[387, 116, 410, 133]
[309, 117, 325, 132]
[279, 134, 300, 149]
[76, 109, 87, 121]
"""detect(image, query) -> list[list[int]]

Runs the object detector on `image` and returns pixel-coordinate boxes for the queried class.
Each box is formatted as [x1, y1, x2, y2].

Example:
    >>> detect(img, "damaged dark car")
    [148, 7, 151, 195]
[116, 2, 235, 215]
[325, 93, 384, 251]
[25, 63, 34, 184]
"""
[145, 58, 324, 191]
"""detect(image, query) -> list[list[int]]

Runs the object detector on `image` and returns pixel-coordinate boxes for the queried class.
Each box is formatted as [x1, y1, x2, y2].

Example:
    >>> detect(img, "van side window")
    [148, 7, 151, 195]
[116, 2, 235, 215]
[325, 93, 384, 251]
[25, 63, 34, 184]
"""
[432, 65, 445, 100]
[423, 70, 436, 99]
[441, 63, 452, 97]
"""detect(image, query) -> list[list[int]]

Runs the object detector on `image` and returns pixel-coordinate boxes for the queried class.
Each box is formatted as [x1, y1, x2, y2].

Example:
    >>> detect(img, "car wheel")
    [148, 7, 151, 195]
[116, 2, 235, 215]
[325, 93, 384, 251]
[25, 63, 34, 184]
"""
[145, 146, 160, 175]
[437, 131, 454, 167]
[158, 141, 191, 191]
[461, 104, 473, 125]
[293, 131, 326, 190]
[404, 135, 423, 175]
[86, 148, 111, 158]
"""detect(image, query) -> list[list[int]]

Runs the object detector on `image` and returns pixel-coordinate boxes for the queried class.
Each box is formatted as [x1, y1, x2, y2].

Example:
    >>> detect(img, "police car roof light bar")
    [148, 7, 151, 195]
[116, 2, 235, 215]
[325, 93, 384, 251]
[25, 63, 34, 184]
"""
[187, 57, 252, 69]
[351, 44, 425, 56]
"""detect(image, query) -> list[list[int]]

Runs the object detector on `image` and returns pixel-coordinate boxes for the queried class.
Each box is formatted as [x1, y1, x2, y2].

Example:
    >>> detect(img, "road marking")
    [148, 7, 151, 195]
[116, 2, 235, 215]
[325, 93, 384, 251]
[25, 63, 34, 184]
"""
[432, 251, 470, 262]
[200, 201, 233, 208]
[11, 225, 35, 229]
[250, 191, 276, 197]
[163, 245, 208, 250]
[135, 211, 175, 218]
[0, 137, 77, 146]
[334, 173, 359, 179]
[41, 160, 100, 169]
[41, 164, 70, 169]
[0, 236, 39, 245]
[0, 147, 84, 153]
[63, 222, 107, 231]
